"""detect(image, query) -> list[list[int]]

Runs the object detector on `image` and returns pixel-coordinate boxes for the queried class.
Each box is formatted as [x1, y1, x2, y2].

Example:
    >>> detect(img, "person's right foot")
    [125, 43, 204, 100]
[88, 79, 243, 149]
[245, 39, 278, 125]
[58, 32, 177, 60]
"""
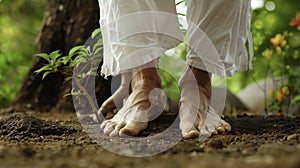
[100, 61, 163, 137]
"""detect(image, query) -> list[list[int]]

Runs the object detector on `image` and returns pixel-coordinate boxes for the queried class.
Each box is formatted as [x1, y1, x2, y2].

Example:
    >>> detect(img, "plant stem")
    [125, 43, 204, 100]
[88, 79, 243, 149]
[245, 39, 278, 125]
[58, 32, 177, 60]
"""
[73, 72, 102, 122]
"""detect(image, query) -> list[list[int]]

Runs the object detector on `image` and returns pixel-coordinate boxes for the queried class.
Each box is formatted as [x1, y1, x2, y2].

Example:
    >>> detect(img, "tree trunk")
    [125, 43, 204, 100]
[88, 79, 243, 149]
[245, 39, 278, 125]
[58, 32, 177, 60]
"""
[12, 0, 111, 112]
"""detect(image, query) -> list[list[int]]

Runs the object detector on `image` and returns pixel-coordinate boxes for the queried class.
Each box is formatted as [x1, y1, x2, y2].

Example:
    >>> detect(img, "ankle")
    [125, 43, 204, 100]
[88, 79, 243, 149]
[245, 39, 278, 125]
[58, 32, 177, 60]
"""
[191, 67, 211, 91]
[132, 68, 161, 88]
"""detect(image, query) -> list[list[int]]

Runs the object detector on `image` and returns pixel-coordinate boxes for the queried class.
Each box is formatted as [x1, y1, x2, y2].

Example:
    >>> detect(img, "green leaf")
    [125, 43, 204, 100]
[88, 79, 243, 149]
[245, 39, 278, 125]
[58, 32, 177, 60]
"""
[70, 61, 76, 67]
[72, 89, 82, 96]
[62, 56, 71, 65]
[87, 70, 98, 76]
[35, 53, 51, 62]
[91, 55, 102, 65]
[64, 76, 73, 82]
[291, 95, 300, 105]
[34, 65, 55, 74]
[63, 88, 82, 97]
[77, 73, 88, 79]
[49, 50, 62, 62]
[74, 57, 87, 67]
[93, 47, 103, 56]
[79, 47, 89, 55]
[42, 71, 52, 80]
[64, 89, 79, 97]
[166, 87, 180, 93]
[93, 41, 103, 53]
[63, 92, 73, 97]
[92, 29, 101, 39]
[69, 45, 84, 57]
[167, 93, 179, 101]
[54, 58, 63, 68]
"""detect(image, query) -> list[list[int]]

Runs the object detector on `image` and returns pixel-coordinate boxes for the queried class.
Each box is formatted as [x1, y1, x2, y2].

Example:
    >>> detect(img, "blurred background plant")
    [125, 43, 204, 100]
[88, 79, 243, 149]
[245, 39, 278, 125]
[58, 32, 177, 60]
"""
[0, 0, 45, 108]
[255, 11, 300, 115]
[242, 0, 300, 115]
[0, 0, 299, 115]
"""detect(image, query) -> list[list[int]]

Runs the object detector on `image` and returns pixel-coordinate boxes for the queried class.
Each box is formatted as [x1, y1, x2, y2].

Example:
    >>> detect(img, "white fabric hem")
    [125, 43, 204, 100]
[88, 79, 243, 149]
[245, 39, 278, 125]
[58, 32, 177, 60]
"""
[100, 11, 183, 78]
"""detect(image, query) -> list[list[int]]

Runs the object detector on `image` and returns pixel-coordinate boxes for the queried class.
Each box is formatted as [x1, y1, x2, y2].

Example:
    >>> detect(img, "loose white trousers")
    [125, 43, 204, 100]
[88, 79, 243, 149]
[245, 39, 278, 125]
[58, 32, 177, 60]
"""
[98, 0, 253, 77]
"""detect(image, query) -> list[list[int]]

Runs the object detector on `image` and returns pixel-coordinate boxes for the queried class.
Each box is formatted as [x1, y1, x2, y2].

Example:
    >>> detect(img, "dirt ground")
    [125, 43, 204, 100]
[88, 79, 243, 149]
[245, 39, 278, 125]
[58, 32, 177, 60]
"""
[0, 111, 299, 168]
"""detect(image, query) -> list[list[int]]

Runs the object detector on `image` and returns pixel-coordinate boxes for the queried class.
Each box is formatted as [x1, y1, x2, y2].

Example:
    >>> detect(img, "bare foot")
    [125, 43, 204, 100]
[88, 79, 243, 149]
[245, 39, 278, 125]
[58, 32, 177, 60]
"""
[100, 61, 163, 137]
[179, 67, 231, 139]
[97, 72, 132, 116]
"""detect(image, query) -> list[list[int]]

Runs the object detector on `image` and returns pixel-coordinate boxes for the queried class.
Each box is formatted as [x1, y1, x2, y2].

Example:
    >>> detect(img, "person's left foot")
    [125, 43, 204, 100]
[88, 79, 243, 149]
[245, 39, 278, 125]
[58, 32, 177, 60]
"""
[179, 67, 231, 139]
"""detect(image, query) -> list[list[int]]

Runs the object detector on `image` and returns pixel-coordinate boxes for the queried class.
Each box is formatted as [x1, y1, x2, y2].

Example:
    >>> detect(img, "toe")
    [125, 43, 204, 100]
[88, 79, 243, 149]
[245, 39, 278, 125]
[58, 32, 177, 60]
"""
[208, 127, 218, 135]
[109, 122, 126, 137]
[119, 129, 134, 137]
[119, 122, 147, 137]
[119, 125, 140, 137]
[101, 120, 114, 129]
[109, 129, 119, 137]
[216, 125, 225, 133]
[201, 123, 218, 135]
[93, 109, 104, 123]
[183, 130, 200, 139]
[103, 123, 117, 135]
[220, 119, 231, 132]
[181, 126, 200, 139]
[100, 121, 109, 129]
[100, 99, 115, 114]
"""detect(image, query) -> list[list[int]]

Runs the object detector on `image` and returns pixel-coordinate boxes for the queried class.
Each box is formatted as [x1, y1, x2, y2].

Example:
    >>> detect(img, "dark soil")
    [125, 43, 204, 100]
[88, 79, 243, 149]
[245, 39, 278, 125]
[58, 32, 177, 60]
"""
[0, 113, 78, 138]
[0, 112, 299, 168]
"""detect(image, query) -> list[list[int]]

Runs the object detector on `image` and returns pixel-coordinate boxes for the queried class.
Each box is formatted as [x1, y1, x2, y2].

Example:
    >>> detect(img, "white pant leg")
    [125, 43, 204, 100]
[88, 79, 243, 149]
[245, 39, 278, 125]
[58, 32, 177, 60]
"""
[186, 0, 253, 76]
[98, 0, 183, 77]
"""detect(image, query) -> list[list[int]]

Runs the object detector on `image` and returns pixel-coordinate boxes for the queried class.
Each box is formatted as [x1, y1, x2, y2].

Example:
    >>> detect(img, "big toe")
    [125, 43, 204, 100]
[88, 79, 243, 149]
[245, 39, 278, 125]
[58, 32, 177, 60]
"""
[181, 125, 200, 139]
[119, 122, 147, 137]
[183, 130, 200, 139]
[119, 128, 138, 137]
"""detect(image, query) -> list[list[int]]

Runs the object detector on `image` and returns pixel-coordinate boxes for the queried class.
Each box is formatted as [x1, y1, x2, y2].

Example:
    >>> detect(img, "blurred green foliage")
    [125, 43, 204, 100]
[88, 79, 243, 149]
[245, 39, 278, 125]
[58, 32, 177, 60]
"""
[227, 0, 300, 94]
[227, 0, 300, 114]
[0, 0, 45, 108]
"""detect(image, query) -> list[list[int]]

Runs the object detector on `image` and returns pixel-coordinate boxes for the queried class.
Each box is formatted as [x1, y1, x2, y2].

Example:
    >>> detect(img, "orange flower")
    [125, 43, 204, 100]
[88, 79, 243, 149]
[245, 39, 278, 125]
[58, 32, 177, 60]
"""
[276, 92, 284, 102]
[270, 34, 286, 48]
[289, 12, 300, 27]
[281, 88, 287, 95]
[276, 88, 287, 102]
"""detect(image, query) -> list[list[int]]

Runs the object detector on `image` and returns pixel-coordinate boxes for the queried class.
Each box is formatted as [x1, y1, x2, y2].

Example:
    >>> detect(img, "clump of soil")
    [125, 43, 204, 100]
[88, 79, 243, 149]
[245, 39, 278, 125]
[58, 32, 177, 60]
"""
[0, 113, 78, 138]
